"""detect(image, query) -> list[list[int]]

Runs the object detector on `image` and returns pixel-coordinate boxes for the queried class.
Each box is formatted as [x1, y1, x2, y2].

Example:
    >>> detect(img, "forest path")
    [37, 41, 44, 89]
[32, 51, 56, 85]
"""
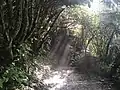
[43, 66, 115, 90]
[47, 32, 115, 90]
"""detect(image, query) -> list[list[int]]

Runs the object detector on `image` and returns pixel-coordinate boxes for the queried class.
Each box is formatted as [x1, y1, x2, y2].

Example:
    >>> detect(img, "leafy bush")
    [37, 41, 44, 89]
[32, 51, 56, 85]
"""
[0, 64, 28, 90]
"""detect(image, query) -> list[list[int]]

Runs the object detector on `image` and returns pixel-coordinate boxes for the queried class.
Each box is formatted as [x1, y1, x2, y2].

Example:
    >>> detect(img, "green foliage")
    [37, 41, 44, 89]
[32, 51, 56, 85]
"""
[0, 64, 28, 90]
[0, 0, 64, 89]
[0, 79, 3, 88]
[59, 5, 120, 84]
[0, 0, 120, 89]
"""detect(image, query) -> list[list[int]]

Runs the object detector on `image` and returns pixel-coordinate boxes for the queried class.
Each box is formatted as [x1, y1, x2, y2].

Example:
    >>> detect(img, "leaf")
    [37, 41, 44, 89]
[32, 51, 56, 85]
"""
[0, 79, 3, 88]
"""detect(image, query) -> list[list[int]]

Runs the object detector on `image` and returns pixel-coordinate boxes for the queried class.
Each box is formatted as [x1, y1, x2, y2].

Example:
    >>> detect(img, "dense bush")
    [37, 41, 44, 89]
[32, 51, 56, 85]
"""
[0, 0, 92, 89]
[0, 0, 120, 89]
[0, 0, 64, 89]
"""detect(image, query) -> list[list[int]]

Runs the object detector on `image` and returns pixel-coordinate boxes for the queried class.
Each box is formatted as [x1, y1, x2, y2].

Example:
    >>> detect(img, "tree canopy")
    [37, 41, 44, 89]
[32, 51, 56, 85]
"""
[0, 0, 120, 89]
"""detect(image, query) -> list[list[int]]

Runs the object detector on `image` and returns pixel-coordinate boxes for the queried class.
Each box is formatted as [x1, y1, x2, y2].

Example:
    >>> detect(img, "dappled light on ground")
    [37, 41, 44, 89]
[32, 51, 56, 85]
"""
[41, 66, 114, 90]
[43, 68, 73, 90]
